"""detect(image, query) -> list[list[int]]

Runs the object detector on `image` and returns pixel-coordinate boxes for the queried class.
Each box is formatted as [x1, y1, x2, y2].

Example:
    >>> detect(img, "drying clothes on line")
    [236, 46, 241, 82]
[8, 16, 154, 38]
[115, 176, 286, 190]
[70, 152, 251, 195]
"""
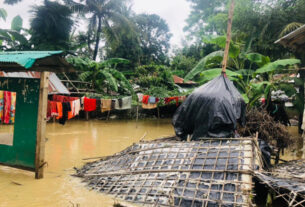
[96, 99, 101, 112]
[114, 96, 132, 110]
[49, 101, 58, 116]
[3, 91, 11, 124]
[68, 101, 74, 120]
[53, 95, 78, 102]
[10, 92, 16, 124]
[179, 96, 186, 101]
[137, 93, 143, 102]
[56, 102, 63, 119]
[165, 97, 179, 106]
[142, 103, 157, 109]
[148, 96, 156, 104]
[142, 95, 149, 104]
[73, 99, 81, 116]
[59, 102, 71, 125]
[0, 91, 3, 123]
[84, 97, 97, 112]
[101, 99, 112, 112]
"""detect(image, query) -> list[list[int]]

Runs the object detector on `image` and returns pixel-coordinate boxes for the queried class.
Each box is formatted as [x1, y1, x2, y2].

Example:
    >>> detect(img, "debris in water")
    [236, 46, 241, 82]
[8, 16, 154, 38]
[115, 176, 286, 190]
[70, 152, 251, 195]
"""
[75, 137, 261, 207]
[255, 160, 305, 206]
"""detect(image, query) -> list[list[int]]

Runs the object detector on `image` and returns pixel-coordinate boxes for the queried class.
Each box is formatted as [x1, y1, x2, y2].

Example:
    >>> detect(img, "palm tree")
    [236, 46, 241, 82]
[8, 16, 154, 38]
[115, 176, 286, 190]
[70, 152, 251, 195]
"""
[30, 0, 73, 50]
[64, 0, 132, 60]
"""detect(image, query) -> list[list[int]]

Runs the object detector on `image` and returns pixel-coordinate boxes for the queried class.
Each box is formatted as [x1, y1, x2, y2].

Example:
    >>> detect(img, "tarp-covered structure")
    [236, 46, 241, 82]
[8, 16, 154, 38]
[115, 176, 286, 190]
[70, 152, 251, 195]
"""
[173, 75, 246, 140]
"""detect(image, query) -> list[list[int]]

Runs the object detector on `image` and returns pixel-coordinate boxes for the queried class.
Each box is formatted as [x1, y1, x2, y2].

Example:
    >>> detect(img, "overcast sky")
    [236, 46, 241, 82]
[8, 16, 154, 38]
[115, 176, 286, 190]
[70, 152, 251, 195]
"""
[0, 0, 191, 48]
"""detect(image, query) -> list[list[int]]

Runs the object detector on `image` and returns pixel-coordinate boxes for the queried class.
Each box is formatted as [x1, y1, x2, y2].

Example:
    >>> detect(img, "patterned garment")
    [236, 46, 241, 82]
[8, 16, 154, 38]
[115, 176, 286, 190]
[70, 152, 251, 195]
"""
[10, 92, 16, 124]
[0, 91, 3, 123]
[3, 91, 11, 124]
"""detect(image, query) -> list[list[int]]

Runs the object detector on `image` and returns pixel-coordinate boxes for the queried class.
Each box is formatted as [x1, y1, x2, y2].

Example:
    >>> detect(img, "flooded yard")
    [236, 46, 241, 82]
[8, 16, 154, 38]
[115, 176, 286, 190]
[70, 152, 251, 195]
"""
[0, 119, 174, 207]
[0, 119, 303, 207]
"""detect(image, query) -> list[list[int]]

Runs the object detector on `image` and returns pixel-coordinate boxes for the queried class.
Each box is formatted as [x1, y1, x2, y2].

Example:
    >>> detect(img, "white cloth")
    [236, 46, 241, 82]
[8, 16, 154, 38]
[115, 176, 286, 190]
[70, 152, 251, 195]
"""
[114, 96, 132, 110]
[74, 99, 81, 116]
[137, 93, 143, 102]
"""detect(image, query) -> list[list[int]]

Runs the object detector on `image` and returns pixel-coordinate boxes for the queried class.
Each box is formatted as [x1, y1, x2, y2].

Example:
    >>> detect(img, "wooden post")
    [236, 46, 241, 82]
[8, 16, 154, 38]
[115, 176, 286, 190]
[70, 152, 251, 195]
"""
[157, 105, 160, 119]
[136, 103, 139, 129]
[35, 72, 49, 179]
[85, 111, 89, 121]
[221, 0, 235, 74]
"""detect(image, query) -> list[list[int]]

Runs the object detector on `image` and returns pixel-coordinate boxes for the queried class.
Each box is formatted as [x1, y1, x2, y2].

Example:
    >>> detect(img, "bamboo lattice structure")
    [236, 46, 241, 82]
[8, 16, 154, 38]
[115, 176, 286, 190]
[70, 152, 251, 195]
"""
[76, 137, 261, 207]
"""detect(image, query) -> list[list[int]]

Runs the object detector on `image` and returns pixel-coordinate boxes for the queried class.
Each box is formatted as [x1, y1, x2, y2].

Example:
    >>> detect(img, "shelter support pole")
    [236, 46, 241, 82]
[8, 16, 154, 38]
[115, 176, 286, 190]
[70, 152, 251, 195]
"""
[35, 72, 49, 179]
[221, 0, 235, 74]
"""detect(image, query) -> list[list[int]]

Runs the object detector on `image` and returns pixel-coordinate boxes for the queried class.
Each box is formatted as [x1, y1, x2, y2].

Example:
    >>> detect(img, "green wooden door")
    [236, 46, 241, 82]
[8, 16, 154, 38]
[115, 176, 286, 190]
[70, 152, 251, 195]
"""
[0, 77, 40, 170]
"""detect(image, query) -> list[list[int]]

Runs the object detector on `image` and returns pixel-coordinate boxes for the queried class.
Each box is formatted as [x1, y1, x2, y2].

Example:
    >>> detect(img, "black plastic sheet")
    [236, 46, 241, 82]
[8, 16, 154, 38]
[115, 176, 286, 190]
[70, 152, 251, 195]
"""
[173, 74, 246, 140]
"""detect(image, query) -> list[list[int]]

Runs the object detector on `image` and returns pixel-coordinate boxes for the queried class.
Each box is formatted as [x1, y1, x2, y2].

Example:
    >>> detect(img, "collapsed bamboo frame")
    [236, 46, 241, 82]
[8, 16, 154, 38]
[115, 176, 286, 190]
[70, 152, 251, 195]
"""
[76, 137, 262, 207]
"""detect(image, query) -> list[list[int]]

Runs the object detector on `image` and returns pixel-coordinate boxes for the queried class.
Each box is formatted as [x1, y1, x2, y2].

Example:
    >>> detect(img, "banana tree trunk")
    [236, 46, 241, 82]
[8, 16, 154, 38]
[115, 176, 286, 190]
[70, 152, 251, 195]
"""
[93, 16, 102, 61]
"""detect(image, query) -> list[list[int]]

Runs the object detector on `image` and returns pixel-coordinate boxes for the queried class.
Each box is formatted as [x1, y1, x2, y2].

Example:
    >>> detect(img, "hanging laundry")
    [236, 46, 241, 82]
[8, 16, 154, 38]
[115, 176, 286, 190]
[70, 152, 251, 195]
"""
[137, 93, 143, 102]
[53, 94, 79, 102]
[73, 99, 81, 116]
[96, 99, 101, 112]
[10, 92, 16, 124]
[3, 91, 11, 124]
[114, 96, 132, 110]
[165, 97, 179, 106]
[101, 99, 112, 112]
[0, 91, 3, 123]
[56, 102, 63, 119]
[142, 95, 149, 104]
[148, 96, 156, 104]
[179, 96, 186, 101]
[68, 101, 75, 120]
[59, 102, 71, 125]
[84, 97, 97, 112]
[142, 103, 157, 109]
[49, 101, 58, 116]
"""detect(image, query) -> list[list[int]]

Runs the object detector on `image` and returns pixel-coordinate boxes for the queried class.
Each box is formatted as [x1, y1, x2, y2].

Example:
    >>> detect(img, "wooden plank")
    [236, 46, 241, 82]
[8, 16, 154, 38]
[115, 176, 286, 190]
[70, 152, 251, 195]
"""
[35, 71, 49, 179]
[221, 0, 235, 73]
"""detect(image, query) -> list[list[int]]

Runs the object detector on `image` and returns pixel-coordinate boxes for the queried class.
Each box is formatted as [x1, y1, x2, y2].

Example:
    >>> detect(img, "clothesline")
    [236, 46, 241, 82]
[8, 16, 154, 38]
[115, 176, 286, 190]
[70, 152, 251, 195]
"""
[47, 95, 132, 125]
[137, 93, 187, 109]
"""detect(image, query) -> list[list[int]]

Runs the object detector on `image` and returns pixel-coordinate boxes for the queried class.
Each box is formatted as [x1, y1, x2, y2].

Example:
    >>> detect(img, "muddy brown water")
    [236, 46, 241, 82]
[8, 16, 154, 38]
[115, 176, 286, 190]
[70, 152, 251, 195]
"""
[0, 120, 303, 207]
[0, 119, 174, 207]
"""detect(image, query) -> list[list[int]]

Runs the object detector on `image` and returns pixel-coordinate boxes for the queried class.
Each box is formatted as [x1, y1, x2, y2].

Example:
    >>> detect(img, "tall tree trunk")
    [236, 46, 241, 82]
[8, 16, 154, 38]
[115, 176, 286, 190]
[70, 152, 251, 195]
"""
[93, 16, 102, 60]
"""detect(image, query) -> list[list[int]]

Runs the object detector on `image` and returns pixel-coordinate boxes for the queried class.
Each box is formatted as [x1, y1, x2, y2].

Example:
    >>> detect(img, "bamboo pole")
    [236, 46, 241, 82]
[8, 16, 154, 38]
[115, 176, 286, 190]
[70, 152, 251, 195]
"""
[35, 72, 49, 179]
[222, 0, 235, 74]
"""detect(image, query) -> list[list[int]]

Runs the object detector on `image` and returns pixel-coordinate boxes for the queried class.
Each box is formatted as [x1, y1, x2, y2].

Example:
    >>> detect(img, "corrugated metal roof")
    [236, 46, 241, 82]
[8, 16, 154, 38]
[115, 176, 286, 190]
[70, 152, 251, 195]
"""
[0, 51, 63, 69]
[275, 25, 305, 50]
[173, 75, 196, 85]
[0, 71, 70, 94]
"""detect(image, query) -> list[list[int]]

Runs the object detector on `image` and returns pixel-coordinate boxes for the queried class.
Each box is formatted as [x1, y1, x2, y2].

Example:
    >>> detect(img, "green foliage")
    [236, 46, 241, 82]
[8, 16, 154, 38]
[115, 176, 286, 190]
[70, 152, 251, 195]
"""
[134, 64, 175, 91]
[198, 69, 242, 84]
[67, 57, 133, 95]
[30, 0, 73, 50]
[255, 59, 300, 75]
[184, 50, 224, 81]
[0, 8, 7, 21]
[11, 15, 22, 32]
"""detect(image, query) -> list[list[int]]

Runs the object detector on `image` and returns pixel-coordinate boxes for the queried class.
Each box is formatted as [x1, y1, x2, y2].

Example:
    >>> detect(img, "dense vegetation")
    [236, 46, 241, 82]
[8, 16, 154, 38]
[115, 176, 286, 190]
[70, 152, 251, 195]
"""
[0, 0, 304, 108]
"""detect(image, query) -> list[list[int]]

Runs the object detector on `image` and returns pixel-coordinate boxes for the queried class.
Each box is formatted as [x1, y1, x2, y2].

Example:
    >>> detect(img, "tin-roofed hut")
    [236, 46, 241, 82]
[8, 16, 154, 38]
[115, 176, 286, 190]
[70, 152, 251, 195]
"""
[0, 51, 74, 179]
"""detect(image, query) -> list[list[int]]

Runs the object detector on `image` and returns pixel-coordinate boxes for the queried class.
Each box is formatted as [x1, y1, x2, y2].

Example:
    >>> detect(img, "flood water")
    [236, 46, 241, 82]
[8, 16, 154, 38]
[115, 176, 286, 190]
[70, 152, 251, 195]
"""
[0, 119, 303, 207]
[0, 119, 174, 207]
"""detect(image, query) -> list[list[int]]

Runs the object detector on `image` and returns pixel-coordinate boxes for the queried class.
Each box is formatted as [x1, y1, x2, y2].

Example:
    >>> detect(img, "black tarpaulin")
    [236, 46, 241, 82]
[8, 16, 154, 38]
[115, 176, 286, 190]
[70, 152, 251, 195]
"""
[173, 74, 246, 140]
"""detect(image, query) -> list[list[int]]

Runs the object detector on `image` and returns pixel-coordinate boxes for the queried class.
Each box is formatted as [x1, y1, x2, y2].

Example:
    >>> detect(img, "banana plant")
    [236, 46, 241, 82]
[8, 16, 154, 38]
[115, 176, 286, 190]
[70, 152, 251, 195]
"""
[0, 15, 30, 50]
[68, 57, 134, 95]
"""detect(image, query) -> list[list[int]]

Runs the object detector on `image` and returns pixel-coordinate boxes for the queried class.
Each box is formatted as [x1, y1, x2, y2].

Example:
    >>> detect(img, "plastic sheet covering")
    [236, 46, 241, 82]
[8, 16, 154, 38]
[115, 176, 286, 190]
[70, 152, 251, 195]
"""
[255, 160, 305, 206]
[75, 137, 260, 207]
[172, 75, 246, 140]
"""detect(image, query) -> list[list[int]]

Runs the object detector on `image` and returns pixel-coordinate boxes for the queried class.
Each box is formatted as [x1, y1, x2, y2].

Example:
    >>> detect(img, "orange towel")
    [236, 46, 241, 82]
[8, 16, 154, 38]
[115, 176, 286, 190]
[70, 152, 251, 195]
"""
[56, 102, 63, 119]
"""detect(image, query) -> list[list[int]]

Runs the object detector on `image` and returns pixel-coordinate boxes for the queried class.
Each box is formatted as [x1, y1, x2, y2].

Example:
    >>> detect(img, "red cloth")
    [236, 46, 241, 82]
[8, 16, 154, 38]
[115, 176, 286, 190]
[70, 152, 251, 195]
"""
[164, 97, 179, 106]
[142, 95, 149, 104]
[84, 97, 96, 112]
[53, 95, 79, 102]
[47, 101, 58, 117]
[3, 91, 11, 124]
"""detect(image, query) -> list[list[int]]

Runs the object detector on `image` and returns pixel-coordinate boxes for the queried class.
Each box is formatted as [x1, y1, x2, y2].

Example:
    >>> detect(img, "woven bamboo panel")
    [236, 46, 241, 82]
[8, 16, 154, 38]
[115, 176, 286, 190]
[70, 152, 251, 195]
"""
[77, 138, 259, 207]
